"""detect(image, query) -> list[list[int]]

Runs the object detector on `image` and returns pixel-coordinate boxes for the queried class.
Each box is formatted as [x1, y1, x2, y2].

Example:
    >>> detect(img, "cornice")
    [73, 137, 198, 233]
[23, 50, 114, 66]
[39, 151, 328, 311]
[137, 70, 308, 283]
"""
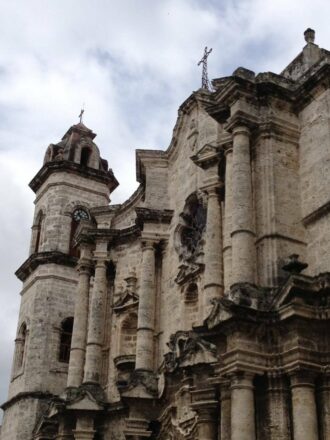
[135, 207, 174, 228]
[29, 160, 119, 194]
[77, 225, 141, 246]
[1, 391, 55, 411]
[16, 251, 78, 282]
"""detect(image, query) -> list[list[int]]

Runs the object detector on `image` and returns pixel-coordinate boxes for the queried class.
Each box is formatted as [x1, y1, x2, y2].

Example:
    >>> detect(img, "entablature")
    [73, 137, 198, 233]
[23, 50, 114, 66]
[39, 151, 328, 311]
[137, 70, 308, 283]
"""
[15, 251, 78, 282]
[29, 160, 119, 194]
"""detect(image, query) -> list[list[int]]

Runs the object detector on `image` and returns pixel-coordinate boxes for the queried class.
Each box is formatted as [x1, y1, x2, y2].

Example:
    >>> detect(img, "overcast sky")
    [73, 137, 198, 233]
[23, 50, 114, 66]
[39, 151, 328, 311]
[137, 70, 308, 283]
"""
[0, 0, 329, 416]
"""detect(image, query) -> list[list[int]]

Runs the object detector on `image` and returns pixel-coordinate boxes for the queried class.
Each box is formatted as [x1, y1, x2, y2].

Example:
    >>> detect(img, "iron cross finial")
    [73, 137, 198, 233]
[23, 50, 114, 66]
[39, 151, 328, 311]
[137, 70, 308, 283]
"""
[78, 105, 85, 124]
[197, 47, 213, 90]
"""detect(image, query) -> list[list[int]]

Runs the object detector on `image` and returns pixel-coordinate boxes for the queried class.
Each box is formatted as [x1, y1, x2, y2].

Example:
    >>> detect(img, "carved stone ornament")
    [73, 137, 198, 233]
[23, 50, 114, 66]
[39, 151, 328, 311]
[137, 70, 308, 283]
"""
[174, 192, 206, 285]
[163, 331, 218, 373]
[186, 117, 199, 151]
[113, 272, 139, 313]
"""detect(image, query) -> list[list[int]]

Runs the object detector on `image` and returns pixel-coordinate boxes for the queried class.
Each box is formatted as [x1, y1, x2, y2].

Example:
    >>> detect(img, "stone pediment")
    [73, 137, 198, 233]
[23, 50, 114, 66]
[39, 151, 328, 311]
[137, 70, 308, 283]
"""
[190, 142, 222, 169]
[272, 272, 330, 309]
[113, 290, 139, 313]
[206, 297, 235, 329]
[163, 331, 218, 373]
[175, 262, 204, 285]
[66, 392, 103, 411]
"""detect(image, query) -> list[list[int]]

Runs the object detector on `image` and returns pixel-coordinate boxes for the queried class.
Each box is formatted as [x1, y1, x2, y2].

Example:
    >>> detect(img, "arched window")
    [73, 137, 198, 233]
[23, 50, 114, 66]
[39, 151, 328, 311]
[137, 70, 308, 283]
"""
[120, 314, 137, 356]
[34, 211, 44, 253]
[15, 322, 27, 371]
[80, 147, 91, 167]
[69, 208, 89, 257]
[59, 317, 74, 363]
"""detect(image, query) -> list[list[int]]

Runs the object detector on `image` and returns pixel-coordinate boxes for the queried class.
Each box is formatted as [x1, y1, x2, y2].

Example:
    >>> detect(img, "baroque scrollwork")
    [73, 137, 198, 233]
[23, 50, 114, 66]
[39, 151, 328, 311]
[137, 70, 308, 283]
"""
[174, 192, 207, 285]
[163, 331, 218, 373]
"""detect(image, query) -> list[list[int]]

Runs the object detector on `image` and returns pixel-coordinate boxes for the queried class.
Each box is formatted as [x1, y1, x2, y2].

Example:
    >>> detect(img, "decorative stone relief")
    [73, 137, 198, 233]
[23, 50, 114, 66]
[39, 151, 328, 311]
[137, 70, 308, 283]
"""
[174, 192, 206, 285]
[163, 331, 218, 373]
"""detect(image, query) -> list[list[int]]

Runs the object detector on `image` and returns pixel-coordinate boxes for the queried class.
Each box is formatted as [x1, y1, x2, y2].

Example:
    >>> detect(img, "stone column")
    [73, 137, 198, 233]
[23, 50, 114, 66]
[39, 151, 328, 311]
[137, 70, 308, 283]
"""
[231, 126, 256, 286]
[67, 245, 93, 388]
[135, 239, 157, 371]
[83, 258, 107, 384]
[267, 374, 291, 440]
[290, 372, 319, 440]
[318, 374, 330, 440]
[191, 388, 218, 440]
[203, 183, 224, 319]
[231, 373, 256, 440]
[220, 381, 231, 440]
[223, 146, 233, 293]
[73, 415, 95, 440]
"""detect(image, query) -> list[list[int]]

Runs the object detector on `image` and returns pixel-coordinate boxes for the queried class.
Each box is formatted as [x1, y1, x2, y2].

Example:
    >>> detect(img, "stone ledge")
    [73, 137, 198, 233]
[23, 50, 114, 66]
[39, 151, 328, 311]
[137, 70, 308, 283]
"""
[29, 160, 119, 193]
[15, 251, 78, 281]
[1, 391, 55, 411]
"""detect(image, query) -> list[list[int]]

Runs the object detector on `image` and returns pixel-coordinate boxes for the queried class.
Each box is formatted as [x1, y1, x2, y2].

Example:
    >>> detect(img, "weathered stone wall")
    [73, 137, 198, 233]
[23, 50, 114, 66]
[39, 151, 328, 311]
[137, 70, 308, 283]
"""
[299, 89, 330, 275]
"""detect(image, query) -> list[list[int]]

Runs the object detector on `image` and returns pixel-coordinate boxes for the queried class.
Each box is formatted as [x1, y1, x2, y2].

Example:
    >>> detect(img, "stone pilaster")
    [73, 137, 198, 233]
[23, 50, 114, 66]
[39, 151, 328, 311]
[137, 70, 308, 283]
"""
[267, 374, 291, 440]
[124, 418, 152, 439]
[73, 415, 95, 440]
[223, 146, 233, 293]
[191, 388, 218, 440]
[290, 372, 319, 440]
[67, 245, 93, 388]
[318, 374, 330, 440]
[230, 373, 256, 440]
[203, 183, 224, 319]
[219, 381, 231, 440]
[83, 253, 107, 384]
[231, 125, 256, 286]
[135, 238, 157, 371]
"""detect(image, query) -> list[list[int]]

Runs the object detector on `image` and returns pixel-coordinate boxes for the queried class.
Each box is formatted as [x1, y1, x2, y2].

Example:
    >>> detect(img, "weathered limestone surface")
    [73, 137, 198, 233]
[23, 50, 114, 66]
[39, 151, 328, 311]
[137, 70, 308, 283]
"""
[2, 30, 330, 440]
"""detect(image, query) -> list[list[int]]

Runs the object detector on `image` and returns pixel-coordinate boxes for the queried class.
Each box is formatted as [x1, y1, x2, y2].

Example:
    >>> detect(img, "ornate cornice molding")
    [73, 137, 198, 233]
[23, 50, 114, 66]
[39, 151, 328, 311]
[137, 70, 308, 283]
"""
[16, 251, 78, 281]
[135, 207, 174, 228]
[29, 160, 119, 194]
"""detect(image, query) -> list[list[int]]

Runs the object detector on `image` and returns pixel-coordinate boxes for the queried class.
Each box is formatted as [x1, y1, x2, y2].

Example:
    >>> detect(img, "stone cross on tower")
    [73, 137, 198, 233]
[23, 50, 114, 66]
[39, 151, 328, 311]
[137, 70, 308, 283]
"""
[198, 46, 213, 90]
[78, 106, 85, 123]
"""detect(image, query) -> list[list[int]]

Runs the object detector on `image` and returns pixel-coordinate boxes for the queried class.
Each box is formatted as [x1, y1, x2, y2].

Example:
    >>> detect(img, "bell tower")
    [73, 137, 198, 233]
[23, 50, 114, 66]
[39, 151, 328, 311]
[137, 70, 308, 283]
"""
[1, 122, 118, 440]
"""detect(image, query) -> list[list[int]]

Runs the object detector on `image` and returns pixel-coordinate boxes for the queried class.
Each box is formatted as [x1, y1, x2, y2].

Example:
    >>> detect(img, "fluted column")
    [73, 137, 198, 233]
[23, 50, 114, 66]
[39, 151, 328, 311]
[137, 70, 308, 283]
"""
[135, 239, 157, 371]
[83, 258, 107, 384]
[223, 146, 233, 293]
[67, 246, 93, 388]
[220, 381, 231, 440]
[267, 374, 291, 440]
[231, 373, 256, 440]
[318, 374, 330, 440]
[231, 126, 256, 286]
[290, 372, 319, 440]
[203, 184, 224, 319]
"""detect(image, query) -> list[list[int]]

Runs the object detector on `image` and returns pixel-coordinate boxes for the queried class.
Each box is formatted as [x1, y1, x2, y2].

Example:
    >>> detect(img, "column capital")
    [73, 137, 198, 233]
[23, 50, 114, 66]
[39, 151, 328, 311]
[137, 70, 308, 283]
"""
[232, 124, 251, 137]
[229, 371, 255, 390]
[93, 258, 107, 270]
[77, 257, 94, 274]
[225, 110, 258, 134]
[224, 144, 233, 156]
[141, 235, 159, 250]
[289, 370, 317, 388]
[201, 180, 224, 196]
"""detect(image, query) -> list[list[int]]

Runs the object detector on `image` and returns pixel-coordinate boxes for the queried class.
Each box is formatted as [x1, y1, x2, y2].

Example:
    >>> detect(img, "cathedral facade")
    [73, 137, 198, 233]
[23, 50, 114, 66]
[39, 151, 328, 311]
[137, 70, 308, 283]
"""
[1, 29, 330, 440]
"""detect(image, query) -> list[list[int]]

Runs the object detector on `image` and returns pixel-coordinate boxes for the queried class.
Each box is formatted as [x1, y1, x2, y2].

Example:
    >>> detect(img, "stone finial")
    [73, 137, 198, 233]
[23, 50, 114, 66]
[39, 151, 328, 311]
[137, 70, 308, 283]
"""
[304, 28, 315, 44]
[282, 254, 308, 274]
